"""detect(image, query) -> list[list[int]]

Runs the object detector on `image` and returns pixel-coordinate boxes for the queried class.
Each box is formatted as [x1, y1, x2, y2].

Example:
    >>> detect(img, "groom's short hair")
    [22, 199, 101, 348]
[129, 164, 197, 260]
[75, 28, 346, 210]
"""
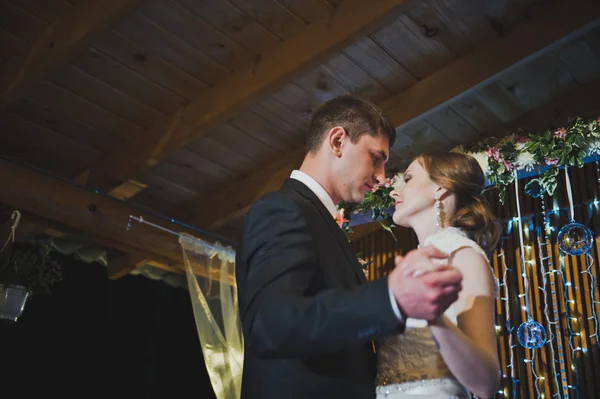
[305, 94, 396, 153]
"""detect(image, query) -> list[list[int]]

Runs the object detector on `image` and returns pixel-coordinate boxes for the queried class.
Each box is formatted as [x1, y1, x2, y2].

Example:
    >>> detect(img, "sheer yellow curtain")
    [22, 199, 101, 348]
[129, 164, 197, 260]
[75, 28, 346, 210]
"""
[179, 233, 243, 399]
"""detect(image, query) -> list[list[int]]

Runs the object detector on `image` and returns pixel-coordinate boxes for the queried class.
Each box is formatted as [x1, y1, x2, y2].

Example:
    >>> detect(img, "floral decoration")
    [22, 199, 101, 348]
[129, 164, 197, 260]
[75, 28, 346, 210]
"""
[454, 116, 600, 203]
[337, 177, 400, 238]
[337, 116, 600, 230]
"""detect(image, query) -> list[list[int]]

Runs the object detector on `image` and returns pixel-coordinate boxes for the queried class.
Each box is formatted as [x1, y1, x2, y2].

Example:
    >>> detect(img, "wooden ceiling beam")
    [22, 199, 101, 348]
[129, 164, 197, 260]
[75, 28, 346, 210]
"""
[107, 252, 142, 280]
[107, 253, 188, 281]
[0, 158, 233, 282]
[0, 214, 46, 243]
[1, 0, 145, 107]
[85, 0, 416, 191]
[481, 78, 600, 141]
[182, 148, 305, 230]
[379, 0, 600, 129]
[183, 0, 600, 231]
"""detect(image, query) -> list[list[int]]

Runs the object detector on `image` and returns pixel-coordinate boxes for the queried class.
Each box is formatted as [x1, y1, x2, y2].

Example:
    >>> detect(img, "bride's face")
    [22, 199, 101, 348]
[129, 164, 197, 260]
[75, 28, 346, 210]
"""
[390, 160, 438, 227]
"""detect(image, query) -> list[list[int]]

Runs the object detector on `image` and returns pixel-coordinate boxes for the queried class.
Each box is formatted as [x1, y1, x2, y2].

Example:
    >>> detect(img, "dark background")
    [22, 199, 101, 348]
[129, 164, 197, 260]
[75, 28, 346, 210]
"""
[0, 253, 217, 399]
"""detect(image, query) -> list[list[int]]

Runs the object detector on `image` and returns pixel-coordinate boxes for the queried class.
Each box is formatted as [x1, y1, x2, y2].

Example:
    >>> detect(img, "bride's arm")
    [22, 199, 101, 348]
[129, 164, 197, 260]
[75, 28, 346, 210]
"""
[427, 247, 500, 398]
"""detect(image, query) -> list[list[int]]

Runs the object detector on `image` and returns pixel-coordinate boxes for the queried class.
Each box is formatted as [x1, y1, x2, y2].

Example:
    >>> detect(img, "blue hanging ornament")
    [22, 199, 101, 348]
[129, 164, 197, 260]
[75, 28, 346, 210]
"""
[557, 222, 594, 256]
[517, 320, 547, 349]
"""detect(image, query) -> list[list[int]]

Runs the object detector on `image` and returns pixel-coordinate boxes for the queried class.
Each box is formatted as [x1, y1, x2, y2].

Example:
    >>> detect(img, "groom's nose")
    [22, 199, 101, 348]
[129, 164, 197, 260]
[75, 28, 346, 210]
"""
[373, 165, 385, 185]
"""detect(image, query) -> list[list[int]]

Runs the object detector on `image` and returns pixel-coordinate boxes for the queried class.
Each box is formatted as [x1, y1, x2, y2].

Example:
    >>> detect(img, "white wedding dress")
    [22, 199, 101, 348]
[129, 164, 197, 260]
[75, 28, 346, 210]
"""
[375, 227, 496, 399]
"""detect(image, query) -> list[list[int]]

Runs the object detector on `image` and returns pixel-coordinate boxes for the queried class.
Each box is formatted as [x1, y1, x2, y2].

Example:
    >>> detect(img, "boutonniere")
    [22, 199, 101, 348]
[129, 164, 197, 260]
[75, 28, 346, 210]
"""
[335, 208, 349, 229]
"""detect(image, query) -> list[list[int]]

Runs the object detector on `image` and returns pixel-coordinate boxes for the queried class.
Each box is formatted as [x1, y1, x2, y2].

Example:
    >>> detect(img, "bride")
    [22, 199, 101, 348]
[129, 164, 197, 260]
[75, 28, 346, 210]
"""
[377, 152, 502, 398]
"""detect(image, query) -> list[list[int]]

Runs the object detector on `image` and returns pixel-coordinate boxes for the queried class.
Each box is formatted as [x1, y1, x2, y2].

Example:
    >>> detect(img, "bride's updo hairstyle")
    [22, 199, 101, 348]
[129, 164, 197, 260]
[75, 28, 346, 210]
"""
[417, 152, 501, 254]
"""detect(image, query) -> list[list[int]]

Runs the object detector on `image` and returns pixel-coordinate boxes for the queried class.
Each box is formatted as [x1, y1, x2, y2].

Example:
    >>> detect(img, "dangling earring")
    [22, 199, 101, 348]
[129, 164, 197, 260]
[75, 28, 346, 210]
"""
[435, 194, 443, 228]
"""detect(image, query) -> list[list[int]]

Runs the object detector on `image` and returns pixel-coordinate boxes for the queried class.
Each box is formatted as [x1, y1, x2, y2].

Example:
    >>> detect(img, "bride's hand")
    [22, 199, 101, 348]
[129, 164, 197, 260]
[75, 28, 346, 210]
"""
[388, 246, 463, 321]
[398, 247, 446, 277]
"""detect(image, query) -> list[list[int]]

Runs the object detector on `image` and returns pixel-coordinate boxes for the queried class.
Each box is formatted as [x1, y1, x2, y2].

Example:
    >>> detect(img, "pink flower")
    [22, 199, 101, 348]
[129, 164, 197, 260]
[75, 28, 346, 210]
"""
[335, 208, 349, 228]
[553, 127, 566, 140]
[371, 184, 379, 192]
[597, 116, 600, 124]
[486, 147, 501, 161]
[515, 135, 529, 143]
[503, 160, 514, 171]
[546, 157, 559, 166]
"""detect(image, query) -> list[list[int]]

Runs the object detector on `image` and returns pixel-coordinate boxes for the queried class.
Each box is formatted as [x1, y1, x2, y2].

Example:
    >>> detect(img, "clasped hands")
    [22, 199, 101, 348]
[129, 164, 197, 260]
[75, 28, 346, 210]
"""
[387, 246, 463, 321]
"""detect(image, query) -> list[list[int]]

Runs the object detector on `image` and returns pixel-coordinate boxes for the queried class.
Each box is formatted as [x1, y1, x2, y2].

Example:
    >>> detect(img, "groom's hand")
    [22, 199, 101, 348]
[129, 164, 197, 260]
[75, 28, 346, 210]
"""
[388, 246, 463, 321]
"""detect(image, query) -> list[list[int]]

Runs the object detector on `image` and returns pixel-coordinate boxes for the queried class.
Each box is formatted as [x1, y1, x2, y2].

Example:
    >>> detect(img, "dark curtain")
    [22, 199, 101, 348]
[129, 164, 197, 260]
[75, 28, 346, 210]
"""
[0, 253, 217, 399]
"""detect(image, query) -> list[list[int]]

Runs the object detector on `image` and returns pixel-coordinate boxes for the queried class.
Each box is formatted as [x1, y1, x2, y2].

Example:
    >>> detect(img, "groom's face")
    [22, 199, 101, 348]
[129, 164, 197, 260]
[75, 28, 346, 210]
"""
[335, 131, 389, 203]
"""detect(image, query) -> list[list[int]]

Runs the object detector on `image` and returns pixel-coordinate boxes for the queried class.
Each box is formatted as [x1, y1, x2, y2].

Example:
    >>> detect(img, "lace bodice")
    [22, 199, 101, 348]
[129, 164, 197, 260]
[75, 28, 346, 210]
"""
[421, 227, 488, 261]
[376, 227, 494, 390]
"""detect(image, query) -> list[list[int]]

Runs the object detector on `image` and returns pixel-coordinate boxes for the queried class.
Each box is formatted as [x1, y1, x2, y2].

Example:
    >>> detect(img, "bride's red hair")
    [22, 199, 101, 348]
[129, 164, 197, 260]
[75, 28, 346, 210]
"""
[417, 152, 501, 254]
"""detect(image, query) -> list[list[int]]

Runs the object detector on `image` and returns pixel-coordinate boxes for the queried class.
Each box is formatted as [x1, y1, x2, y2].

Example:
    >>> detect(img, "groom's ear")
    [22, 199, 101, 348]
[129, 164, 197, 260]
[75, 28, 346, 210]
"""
[327, 126, 346, 158]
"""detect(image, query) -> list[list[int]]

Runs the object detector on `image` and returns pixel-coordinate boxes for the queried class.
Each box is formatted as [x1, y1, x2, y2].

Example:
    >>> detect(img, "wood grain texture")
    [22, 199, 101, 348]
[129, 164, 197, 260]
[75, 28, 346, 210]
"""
[86, 0, 413, 191]
[1, 0, 145, 106]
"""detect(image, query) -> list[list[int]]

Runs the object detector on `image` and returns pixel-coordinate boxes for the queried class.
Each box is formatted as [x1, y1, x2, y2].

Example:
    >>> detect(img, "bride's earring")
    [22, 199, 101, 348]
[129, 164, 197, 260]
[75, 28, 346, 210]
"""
[435, 194, 443, 228]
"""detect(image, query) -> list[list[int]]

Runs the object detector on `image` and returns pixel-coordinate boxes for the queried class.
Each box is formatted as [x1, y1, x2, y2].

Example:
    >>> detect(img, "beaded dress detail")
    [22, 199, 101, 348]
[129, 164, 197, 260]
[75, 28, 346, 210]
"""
[375, 228, 495, 398]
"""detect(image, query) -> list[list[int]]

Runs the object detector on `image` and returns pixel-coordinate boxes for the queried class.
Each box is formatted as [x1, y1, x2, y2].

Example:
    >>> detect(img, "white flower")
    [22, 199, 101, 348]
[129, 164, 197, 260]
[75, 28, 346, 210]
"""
[515, 141, 527, 152]
[587, 141, 600, 155]
[390, 173, 404, 190]
[515, 151, 537, 171]
[589, 123, 600, 138]
[469, 151, 490, 176]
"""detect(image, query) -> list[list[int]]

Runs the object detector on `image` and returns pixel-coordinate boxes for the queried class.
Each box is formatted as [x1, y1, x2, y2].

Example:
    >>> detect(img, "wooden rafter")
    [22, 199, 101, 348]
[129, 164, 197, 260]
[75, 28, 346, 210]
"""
[183, 0, 600, 231]
[379, 0, 600, 129]
[0, 158, 233, 282]
[107, 254, 183, 281]
[181, 147, 305, 229]
[85, 0, 416, 191]
[1, 0, 145, 107]
[106, 253, 142, 280]
[482, 79, 600, 142]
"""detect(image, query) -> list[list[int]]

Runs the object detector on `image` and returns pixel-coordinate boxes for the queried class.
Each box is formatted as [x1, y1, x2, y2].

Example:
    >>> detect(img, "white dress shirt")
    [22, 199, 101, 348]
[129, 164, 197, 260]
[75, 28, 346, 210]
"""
[290, 170, 404, 323]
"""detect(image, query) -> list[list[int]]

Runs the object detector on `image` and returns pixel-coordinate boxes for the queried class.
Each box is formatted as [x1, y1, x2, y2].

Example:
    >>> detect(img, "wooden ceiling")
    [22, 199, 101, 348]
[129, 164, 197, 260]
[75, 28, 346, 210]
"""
[1, 0, 600, 279]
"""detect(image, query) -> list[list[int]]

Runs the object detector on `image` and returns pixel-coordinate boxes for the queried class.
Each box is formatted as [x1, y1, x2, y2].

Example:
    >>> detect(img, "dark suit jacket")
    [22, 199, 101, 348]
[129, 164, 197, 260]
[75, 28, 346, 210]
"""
[236, 178, 404, 398]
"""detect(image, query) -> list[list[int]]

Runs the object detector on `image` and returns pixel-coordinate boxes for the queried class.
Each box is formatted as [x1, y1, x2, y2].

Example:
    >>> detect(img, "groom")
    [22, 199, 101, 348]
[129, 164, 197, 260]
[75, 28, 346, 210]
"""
[236, 95, 463, 398]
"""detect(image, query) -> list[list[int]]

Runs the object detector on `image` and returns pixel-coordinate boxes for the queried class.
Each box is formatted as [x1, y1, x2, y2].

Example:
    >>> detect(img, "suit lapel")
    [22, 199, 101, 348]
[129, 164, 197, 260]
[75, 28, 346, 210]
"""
[284, 179, 367, 284]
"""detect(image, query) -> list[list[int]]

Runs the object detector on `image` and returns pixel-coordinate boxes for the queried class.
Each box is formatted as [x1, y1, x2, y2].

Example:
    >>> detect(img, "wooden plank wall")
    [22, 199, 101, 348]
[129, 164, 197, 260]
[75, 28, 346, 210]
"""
[352, 161, 600, 398]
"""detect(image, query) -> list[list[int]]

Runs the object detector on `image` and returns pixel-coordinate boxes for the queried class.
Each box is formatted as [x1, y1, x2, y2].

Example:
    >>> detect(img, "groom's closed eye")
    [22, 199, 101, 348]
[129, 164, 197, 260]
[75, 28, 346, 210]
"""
[372, 150, 388, 163]
[371, 153, 384, 165]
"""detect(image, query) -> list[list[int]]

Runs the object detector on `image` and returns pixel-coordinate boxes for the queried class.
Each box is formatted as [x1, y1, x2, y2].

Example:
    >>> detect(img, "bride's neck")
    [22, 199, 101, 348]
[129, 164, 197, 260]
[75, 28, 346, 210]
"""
[411, 212, 443, 246]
